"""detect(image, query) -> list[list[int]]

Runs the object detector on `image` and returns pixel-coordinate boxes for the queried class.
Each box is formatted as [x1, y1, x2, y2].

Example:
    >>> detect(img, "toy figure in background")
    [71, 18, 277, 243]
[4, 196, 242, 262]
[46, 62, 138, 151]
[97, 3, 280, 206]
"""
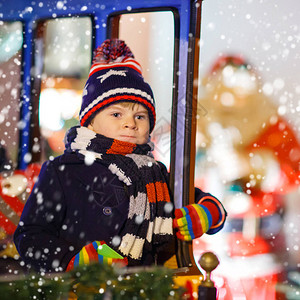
[0, 163, 41, 274]
[194, 55, 300, 299]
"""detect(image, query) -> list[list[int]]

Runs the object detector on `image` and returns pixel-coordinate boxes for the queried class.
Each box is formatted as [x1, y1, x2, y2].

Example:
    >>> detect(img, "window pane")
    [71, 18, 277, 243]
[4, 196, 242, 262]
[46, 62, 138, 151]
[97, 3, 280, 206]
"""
[118, 11, 174, 169]
[0, 21, 23, 171]
[38, 17, 92, 161]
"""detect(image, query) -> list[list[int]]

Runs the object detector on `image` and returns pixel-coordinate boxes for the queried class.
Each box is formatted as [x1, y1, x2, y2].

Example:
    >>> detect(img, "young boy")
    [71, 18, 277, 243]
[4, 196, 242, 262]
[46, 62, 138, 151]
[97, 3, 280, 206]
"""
[14, 39, 226, 273]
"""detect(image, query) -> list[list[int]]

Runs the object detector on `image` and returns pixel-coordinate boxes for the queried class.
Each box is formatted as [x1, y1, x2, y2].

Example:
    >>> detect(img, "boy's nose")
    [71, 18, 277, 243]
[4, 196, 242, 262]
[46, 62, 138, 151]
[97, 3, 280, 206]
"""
[123, 117, 137, 129]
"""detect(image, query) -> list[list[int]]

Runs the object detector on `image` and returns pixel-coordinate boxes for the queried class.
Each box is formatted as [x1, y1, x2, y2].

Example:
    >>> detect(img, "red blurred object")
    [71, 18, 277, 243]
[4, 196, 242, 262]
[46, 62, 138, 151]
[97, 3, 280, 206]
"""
[228, 189, 282, 219]
[250, 118, 300, 190]
[216, 273, 279, 300]
[227, 233, 270, 257]
[182, 280, 195, 300]
[0, 163, 41, 234]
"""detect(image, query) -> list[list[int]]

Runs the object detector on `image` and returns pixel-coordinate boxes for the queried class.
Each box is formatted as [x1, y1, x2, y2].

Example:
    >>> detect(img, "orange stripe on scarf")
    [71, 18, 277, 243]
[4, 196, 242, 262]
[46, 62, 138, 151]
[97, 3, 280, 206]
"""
[146, 182, 170, 203]
[106, 139, 136, 155]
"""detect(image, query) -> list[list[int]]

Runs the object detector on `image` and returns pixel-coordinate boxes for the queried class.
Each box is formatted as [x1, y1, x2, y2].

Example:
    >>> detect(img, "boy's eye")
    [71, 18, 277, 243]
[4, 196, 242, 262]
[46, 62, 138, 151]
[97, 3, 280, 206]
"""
[112, 113, 120, 117]
[136, 114, 147, 120]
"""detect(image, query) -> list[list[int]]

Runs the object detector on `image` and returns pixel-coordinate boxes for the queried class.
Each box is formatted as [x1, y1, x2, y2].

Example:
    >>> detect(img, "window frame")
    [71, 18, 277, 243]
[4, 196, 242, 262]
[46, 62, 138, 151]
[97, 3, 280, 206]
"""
[28, 15, 95, 164]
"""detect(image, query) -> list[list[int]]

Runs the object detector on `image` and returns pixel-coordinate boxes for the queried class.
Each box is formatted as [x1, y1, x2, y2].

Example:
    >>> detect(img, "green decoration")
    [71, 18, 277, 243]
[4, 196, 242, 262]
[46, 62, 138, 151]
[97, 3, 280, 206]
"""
[97, 244, 124, 259]
[0, 263, 184, 300]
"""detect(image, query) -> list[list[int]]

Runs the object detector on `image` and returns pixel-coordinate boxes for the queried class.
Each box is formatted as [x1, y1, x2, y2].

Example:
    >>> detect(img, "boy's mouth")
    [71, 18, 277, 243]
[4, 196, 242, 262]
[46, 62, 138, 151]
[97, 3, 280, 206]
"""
[119, 135, 137, 142]
[120, 135, 136, 138]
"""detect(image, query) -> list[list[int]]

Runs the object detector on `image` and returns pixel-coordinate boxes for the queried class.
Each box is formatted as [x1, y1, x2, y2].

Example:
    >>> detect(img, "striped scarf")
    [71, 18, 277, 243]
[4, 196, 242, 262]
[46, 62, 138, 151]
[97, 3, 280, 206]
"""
[64, 126, 173, 263]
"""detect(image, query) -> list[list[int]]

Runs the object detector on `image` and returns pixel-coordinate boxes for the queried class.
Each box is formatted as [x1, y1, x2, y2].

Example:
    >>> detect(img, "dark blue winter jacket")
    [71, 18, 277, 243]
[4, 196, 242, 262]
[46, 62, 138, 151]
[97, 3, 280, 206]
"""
[14, 151, 222, 272]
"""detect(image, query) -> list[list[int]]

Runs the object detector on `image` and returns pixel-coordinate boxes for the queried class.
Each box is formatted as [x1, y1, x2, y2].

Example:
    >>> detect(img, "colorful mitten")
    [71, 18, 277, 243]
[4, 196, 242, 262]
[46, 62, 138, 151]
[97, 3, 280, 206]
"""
[173, 204, 213, 241]
[173, 196, 226, 241]
[66, 241, 127, 271]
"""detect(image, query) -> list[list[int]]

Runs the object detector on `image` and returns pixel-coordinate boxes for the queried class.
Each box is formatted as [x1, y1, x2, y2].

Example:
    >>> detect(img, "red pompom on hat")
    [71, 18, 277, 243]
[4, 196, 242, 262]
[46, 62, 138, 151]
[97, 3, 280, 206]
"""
[92, 39, 134, 64]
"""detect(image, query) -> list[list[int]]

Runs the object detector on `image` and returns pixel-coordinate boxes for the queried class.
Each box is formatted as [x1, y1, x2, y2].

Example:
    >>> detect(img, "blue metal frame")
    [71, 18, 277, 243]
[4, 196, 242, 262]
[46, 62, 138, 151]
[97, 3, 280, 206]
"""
[0, 0, 202, 269]
[0, 0, 191, 199]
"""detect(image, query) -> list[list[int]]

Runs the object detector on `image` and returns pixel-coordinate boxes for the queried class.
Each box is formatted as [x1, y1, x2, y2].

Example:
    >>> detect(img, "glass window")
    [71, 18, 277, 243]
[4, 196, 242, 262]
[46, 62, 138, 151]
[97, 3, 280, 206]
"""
[37, 17, 92, 161]
[117, 11, 175, 168]
[0, 21, 23, 172]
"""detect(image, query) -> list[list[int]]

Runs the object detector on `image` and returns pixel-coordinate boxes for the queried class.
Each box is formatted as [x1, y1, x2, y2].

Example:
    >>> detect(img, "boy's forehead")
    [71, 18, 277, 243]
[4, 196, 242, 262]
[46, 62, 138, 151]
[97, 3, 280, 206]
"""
[106, 102, 148, 112]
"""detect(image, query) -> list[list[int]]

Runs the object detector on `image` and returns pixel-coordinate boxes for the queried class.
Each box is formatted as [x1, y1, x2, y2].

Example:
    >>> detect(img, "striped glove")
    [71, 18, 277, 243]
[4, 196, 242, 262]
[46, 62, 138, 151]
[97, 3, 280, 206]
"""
[173, 204, 213, 241]
[66, 241, 127, 271]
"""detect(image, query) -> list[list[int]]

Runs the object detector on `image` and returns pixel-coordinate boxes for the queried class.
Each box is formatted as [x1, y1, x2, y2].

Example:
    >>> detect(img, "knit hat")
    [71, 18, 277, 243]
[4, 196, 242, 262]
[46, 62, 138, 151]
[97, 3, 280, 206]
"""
[79, 39, 156, 132]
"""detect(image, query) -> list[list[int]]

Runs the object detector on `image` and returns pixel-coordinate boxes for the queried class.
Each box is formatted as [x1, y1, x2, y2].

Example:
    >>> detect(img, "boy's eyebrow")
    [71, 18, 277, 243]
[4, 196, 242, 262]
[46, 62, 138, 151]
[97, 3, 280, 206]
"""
[106, 104, 124, 110]
[107, 104, 148, 113]
[133, 106, 148, 113]
[136, 108, 148, 113]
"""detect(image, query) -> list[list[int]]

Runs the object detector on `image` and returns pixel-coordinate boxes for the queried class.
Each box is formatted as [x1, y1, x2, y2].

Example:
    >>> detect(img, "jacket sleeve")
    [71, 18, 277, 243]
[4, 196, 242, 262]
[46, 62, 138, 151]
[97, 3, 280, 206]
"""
[157, 161, 227, 235]
[195, 188, 227, 234]
[13, 160, 76, 273]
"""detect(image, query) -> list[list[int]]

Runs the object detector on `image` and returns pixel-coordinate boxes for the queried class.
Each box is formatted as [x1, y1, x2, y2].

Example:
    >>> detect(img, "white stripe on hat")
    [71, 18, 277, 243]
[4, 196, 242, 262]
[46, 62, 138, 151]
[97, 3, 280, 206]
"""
[89, 60, 142, 75]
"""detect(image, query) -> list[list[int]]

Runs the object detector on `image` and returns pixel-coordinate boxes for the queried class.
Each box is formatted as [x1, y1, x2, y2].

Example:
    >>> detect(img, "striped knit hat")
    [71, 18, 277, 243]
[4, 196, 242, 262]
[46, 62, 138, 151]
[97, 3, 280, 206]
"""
[79, 39, 156, 132]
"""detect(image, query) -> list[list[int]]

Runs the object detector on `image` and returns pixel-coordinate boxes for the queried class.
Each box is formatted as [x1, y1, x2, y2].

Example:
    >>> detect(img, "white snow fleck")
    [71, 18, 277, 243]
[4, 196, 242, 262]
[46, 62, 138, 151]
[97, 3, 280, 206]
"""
[111, 236, 121, 246]
[37, 192, 43, 205]
[273, 78, 285, 90]
[24, 153, 32, 163]
[164, 202, 173, 213]
[56, 1, 64, 9]
[262, 82, 273, 96]
[52, 260, 60, 268]
[56, 204, 62, 211]
[278, 105, 287, 116]
[135, 215, 144, 224]
[207, 22, 215, 31]
[84, 152, 95, 165]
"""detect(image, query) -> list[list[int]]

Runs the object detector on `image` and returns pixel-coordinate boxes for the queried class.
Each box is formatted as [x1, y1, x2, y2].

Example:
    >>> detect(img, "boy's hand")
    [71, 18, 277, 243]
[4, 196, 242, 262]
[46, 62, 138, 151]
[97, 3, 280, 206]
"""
[66, 241, 127, 271]
[173, 204, 213, 241]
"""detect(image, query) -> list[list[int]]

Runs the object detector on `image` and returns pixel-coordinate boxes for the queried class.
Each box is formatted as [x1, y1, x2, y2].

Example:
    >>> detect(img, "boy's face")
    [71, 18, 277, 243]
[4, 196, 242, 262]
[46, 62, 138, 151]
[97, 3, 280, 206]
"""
[88, 103, 150, 144]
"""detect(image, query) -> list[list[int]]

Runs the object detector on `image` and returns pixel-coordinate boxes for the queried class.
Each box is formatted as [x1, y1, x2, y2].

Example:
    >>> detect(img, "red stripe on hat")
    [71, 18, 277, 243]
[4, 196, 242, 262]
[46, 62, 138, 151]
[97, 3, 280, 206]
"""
[0, 210, 17, 235]
[89, 61, 142, 77]
[80, 95, 156, 127]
